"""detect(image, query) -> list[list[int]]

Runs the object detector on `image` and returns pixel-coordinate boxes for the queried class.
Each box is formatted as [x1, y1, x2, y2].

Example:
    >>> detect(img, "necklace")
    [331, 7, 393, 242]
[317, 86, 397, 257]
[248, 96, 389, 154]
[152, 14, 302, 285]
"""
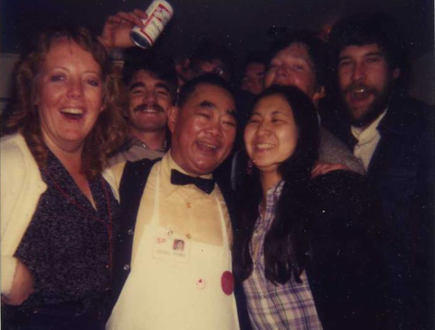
[42, 167, 114, 277]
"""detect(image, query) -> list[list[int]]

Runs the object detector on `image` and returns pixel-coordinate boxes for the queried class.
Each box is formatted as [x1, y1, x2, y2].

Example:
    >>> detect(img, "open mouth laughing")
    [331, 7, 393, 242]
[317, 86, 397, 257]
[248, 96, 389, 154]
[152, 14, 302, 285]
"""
[350, 88, 371, 100]
[345, 84, 377, 107]
[196, 140, 220, 154]
[254, 142, 275, 152]
[60, 108, 85, 120]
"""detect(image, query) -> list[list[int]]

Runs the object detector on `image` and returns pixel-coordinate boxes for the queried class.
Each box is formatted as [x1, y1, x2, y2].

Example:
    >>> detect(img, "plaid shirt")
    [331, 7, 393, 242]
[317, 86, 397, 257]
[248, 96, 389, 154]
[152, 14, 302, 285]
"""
[243, 181, 322, 330]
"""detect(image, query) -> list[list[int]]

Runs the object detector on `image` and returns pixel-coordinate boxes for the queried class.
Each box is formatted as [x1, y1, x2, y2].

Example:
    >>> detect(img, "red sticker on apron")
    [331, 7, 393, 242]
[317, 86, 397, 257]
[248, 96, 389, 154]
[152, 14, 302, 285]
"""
[221, 271, 234, 295]
[196, 278, 206, 290]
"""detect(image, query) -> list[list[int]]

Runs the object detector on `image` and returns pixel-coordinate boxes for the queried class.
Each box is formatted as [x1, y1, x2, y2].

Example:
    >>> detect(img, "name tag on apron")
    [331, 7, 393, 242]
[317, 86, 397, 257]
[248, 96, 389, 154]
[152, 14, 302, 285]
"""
[152, 227, 190, 263]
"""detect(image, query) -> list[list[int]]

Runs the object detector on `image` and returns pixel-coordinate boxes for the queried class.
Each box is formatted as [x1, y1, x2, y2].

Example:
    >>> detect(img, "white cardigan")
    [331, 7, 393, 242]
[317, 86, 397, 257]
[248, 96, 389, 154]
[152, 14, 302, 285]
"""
[0, 134, 119, 295]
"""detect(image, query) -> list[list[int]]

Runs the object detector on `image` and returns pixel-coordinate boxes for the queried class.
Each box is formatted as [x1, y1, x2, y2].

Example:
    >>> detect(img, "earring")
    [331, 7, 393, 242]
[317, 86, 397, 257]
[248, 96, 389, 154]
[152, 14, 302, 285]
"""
[247, 159, 254, 175]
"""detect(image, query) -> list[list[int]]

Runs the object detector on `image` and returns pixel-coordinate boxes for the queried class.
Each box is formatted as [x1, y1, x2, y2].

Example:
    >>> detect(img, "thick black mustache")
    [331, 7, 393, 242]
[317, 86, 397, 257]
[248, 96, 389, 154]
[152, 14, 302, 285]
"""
[133, 103, 164, 113]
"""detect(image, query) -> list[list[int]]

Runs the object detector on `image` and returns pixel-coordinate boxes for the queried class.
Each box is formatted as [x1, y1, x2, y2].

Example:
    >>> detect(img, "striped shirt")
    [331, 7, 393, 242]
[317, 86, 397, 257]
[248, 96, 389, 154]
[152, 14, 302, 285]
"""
[243, 181, 322, 330]
[109, 136, 168, 166]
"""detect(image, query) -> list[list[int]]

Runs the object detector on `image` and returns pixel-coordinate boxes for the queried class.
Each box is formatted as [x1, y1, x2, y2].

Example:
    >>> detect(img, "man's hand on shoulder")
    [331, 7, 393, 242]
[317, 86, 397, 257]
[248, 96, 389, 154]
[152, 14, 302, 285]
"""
[311, 161, 350, 178]
[98, 9, 147, 49]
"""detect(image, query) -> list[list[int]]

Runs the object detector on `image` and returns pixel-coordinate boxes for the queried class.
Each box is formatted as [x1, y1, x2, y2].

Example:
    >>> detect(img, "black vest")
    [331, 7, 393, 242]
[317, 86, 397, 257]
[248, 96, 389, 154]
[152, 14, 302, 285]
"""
[108, 158, 252, 330]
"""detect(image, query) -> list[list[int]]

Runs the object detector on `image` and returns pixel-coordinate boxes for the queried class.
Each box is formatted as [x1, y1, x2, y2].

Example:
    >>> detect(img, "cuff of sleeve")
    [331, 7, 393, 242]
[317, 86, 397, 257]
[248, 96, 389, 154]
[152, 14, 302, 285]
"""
[1, 256, 18, 295]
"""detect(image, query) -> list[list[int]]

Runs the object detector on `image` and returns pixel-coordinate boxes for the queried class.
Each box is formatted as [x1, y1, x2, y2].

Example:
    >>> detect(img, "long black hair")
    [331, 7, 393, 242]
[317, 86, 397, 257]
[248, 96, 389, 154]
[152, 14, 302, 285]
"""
[233, 85, 320, 285]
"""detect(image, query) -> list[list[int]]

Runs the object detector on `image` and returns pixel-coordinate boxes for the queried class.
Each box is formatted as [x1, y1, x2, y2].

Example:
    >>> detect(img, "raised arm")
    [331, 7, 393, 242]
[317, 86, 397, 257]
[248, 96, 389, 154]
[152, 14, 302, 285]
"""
[98, 9, 147, 49]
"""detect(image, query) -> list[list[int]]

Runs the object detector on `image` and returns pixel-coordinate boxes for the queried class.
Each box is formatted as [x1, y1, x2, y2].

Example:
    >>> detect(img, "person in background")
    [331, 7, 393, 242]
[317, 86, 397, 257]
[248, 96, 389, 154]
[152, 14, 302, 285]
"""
[239, 51, 268, 96]
[99, 9, 247, 151]
[184, 39, 236, 83]
[1, 26, 126, 330]
[109, 49, 177, 165]
[99, 10, 235, 84]
[234, 85, 388, 330]
[327, 13, 434, 329]
[264, 30, 365, 175]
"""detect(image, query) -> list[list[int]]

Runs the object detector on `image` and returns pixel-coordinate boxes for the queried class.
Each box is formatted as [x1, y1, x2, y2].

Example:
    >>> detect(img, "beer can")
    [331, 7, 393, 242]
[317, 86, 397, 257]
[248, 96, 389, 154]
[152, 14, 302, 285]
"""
[130, 0, 174, 49]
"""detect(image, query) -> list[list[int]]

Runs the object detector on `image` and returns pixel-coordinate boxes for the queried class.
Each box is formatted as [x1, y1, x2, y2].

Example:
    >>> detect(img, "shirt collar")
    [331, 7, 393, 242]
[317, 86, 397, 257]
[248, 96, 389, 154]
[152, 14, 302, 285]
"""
[268, 180, 284, 198]
[129, 135, 168, 152]
[257, 180, 284, 226]
[260, 180, 284, 210]
[351, 109, 387, 146]
[160, 150, 213, 197]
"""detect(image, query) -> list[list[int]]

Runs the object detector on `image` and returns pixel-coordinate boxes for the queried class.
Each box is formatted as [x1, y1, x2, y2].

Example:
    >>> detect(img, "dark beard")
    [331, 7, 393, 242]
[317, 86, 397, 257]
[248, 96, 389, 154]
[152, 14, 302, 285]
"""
[340, 82, 392, 128]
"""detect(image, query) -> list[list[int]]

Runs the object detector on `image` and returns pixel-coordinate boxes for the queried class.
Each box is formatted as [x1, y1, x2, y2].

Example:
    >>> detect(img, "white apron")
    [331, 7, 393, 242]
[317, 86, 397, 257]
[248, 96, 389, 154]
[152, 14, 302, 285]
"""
[107, 163, 240, 330]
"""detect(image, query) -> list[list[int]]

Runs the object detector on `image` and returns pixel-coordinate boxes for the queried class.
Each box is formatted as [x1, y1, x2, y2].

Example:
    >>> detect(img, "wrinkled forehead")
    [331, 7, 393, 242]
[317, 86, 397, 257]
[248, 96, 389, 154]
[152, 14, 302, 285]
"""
[198, 58, 224, 69]
[253, 93, 292, 115]
[339, 43, 384, 57]
[272, 43, 315, 67]
[131, 69, 165, 85]
[40, 37, 102, 76]
[244, 62, 266, 75]
[183, 83, 236, 113]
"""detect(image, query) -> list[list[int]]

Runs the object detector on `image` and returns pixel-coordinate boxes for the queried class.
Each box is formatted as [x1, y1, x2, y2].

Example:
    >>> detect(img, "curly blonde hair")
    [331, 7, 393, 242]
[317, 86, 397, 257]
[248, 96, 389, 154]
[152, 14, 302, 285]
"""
[4, 25, 127, 179]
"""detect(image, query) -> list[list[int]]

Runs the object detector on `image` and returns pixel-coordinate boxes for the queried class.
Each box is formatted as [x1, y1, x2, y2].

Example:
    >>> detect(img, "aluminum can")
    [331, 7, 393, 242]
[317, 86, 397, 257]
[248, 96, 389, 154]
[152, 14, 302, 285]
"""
[130, 0, 174, 49]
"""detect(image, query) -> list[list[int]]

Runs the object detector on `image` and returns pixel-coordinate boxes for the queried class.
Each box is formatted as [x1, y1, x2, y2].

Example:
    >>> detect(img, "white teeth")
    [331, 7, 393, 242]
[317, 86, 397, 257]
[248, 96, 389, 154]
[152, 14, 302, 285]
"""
[199, 142, 218, 150]
[60, 108, 84, 115]
[141, 108, 158, 113]
[256, 143, 274, 150]
[352, 88, 366, 93]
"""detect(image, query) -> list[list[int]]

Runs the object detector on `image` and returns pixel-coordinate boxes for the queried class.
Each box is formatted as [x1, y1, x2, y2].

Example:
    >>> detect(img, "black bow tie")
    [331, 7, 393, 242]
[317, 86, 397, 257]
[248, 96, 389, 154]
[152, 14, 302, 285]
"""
[170, 169, 215, 194]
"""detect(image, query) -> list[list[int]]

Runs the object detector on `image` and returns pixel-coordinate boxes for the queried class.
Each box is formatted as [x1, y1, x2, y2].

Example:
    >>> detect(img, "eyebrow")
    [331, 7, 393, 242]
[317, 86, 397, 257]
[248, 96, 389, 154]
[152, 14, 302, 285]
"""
[271, 110, 289, 116]
[198, 100, 236, 118]
[250, 110, 289, 117]
[155, 82, 171, 92]
[270, 56, 313, 69]
[339, 51, 385, 61]
[45, 67, 101, 76]
[198, 100, 216, 109]
[129, 81, 171, 93]
[129, 82, 144, 91]
[365, 51, 385, 58]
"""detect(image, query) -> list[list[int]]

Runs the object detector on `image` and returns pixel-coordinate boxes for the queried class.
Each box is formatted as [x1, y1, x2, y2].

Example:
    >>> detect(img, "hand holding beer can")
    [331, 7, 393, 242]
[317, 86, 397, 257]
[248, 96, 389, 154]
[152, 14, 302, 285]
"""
[130, 0, 174, 48]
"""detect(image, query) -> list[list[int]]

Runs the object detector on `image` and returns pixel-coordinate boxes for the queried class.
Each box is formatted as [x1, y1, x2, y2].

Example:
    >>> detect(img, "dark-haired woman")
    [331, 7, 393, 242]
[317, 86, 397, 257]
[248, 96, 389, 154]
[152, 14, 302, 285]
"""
[233, 85, 388, 330]
[1, 26, 126, 330]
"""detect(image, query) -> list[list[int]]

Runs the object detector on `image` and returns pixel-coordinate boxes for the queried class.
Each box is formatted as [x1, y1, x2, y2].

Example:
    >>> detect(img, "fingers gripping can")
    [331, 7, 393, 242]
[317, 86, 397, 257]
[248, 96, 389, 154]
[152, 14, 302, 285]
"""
[130, 0, 174, 49]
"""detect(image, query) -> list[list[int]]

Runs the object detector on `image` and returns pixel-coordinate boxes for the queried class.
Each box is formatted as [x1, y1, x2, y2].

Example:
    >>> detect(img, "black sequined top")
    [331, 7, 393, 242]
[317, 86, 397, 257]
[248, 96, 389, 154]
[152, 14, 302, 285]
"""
[15, 152, 119, 310]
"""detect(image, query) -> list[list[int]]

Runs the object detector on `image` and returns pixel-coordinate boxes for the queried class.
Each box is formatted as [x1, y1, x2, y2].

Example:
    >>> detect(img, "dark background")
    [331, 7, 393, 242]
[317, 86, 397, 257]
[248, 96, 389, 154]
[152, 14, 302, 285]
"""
[1, 0, 433, 60]
[1, 0, 434, 104]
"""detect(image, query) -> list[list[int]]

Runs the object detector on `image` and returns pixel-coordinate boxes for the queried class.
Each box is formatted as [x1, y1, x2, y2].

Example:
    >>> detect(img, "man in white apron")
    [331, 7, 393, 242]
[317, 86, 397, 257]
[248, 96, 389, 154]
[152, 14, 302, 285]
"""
[107, 75, 243, 330]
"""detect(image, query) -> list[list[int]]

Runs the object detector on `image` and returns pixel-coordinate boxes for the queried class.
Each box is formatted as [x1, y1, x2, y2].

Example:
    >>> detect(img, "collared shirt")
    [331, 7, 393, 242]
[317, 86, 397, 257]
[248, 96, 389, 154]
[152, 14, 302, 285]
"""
[111, 152, 232, 264]
[243, 181, 322, 330]
[109, 136, 168, 166]
[352, 110, 387, 170]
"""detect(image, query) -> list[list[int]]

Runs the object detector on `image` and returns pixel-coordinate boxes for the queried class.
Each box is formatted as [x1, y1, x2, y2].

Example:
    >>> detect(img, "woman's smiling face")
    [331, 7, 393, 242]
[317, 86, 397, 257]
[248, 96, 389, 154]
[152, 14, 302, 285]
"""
[244, 94, 298, 174]
[35, 37, 104, 152]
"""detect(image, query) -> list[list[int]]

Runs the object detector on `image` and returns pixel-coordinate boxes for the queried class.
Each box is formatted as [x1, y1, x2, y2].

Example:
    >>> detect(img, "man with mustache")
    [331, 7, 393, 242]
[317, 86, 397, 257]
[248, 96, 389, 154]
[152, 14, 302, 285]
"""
[327, 13, 434, 329]
[109, 50, 177, 165]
